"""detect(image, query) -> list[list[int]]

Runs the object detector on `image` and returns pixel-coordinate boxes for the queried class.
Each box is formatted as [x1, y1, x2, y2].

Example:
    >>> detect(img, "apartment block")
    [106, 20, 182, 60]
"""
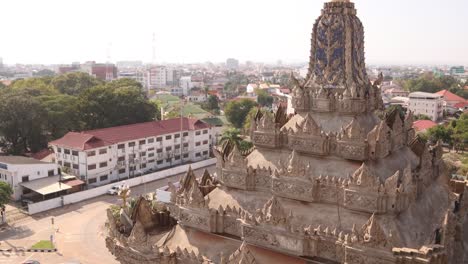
[49, 118, 212, 186]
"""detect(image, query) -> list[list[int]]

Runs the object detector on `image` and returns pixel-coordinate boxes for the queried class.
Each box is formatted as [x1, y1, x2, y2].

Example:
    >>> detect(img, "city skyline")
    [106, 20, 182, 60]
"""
[1, 0, 467, 65]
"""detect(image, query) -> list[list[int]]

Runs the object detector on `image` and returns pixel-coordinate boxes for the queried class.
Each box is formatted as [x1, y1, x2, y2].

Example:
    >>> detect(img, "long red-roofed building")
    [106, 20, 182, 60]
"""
[435, 89, 466, 107]
[49, 118, 212, 186]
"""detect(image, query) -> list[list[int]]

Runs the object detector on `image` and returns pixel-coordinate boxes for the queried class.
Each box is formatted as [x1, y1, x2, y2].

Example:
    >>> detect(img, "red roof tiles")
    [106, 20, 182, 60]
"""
[413, 120, 437, 132]
[454, 101, 468, 109]
[50, 118, 210, 150]
[435, 90, 466, 103]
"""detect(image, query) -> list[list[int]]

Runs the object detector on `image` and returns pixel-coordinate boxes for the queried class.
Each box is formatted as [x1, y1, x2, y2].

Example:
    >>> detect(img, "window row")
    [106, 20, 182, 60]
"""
[87, 161, 108, 170]
[116, 133, 192, 149]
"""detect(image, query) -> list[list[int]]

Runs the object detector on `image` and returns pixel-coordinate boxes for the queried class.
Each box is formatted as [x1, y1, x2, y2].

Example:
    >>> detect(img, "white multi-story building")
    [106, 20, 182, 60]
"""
[179, 76, 193, 96]
[408, 92, 443, 122]
[147, 66, 167, 90]
[49, 118, 212, 187]
[0, 156, 59, 201]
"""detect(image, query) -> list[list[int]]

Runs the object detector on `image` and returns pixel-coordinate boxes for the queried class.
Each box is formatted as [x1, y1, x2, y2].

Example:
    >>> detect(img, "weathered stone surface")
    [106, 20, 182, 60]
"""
[105, 1, 465, 263]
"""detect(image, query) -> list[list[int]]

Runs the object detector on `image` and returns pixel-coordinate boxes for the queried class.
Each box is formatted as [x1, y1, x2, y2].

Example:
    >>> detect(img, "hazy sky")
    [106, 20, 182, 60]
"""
[1, 0, 467, 65]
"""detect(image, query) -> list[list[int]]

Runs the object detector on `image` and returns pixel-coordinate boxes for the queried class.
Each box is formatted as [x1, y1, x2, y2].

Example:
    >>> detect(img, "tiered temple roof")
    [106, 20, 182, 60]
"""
[105, 1, 468, 263]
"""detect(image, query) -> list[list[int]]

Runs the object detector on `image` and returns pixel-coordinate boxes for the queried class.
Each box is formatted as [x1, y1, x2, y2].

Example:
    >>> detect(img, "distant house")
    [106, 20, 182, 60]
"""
[435, 90, 466, 107]
[389, 96, 409, 107]
[187, 91, 207, 103]
[454, 101, 468, 110]
[0, 156, 63, 201]
[413, 120, 437, 133]
[408, 92, 443, 122]
[383, 87, 408, 98]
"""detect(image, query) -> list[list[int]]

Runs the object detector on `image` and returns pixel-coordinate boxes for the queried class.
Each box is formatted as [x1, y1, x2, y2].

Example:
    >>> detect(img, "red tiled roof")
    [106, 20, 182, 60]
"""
[435, 90, 466, 103]
[64, 179, 85, 187]
[28, 149, 54, 161]
[50, 118, 210, 150]
[454, 101, 468, 108]
[413, 120, 437, 132]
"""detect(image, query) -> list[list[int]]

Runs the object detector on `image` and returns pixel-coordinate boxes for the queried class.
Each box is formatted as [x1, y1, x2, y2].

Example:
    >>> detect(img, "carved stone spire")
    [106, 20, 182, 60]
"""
[262, 196, 288, 226]
[259, 113, 275, 131]
[361, 213, 388, 248]
[342, 117, 363, 140]
[384, 170, 400, 195]
[227, 145, 245, 166]
[187, 179, 205, 208]
[179, 165, 197, 193]
[227, 242, 257, 264]
[200, 169, 213, 186]
[301, 114, 321, 135]
[353, 163, 380, 188]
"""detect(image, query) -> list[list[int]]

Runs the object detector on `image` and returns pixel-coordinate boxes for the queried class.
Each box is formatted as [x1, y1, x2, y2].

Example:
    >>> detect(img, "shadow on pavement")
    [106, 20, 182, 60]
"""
[0, 225, 34, 240]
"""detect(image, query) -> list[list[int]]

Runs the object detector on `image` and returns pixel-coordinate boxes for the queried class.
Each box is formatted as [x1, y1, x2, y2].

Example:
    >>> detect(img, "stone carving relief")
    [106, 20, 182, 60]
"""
[367, 121, 391, 160]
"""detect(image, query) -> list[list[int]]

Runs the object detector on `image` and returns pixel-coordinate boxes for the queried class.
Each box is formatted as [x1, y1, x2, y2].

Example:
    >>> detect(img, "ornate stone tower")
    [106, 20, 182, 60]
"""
[105, 1, 468, 263]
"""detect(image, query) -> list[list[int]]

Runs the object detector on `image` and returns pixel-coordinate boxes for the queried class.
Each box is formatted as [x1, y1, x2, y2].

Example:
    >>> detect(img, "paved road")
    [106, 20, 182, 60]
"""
[0, 165, 216, 264]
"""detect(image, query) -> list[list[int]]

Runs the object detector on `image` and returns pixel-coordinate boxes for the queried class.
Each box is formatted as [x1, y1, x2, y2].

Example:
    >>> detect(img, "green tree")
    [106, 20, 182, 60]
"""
[0, 182, 13, 207]
[78, 85, 158, 130]
[256, 89, 274, 108]
[33, 69, 56, 77]
[243, 107, 261, 133]
[38, 94, 81, 139]
[426, 125, 453, 145]
[205, 95, 220, 112]
[225, 99, 257, 128]
[414, 114, 431, 121]
[0, 90, 47, 154]
[452, 114, 468, 151]
[105, 78, 143, 91]
[203, 86, 210, 99]
[50, 72, 103, 95]
[10, 77, 57, 95]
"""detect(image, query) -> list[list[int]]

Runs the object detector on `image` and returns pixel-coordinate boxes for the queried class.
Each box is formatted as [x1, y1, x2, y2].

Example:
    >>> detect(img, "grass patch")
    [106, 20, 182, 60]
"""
[31, 240, 54, 249]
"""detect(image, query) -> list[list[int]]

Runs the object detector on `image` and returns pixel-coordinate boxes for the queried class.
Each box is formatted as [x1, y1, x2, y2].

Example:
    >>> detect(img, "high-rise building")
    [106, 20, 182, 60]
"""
[226, 58, 239, 70]
[91, 63, 117, 81]
[147, 66, 167, 90]
[0, 57, 3, 69]
[166, 67, 181, 87]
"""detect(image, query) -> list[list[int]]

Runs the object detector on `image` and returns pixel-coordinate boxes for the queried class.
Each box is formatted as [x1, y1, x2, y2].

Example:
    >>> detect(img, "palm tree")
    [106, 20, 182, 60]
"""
[203, 86, 210, 100]
[218, 128, 243, 157]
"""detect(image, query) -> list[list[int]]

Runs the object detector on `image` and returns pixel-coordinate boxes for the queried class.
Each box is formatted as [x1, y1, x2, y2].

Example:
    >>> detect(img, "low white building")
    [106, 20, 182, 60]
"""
[408, 92, 443, 122]
[0, 156, 59, 201]
[49, 118, 212, 187]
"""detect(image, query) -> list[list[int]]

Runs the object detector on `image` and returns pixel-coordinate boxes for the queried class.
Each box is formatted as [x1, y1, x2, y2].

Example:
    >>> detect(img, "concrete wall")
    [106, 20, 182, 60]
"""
[27, 158, 216, 215]
[28, 197, 63, 215]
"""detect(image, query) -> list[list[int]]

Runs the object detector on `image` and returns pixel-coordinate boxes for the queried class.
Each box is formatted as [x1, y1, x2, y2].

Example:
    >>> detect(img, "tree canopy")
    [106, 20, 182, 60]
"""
[0, 75, 159, 155]
[256, 89, 274, 108]
[425, 113, 468, 150]
[401, 73, 467, 99]
[224, 99, 257, 129]
[0, 89, 47, 154]
[0, 182, 13, 207]
[50, 72, 104, 95]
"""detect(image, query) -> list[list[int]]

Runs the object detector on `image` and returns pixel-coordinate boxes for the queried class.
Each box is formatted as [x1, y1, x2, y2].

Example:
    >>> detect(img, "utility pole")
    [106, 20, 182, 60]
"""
[180, 97, 185, 164]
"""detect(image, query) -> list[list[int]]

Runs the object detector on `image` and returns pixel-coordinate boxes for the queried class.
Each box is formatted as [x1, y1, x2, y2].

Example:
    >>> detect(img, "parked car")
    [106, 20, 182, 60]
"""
[107, 185, 121, 195]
